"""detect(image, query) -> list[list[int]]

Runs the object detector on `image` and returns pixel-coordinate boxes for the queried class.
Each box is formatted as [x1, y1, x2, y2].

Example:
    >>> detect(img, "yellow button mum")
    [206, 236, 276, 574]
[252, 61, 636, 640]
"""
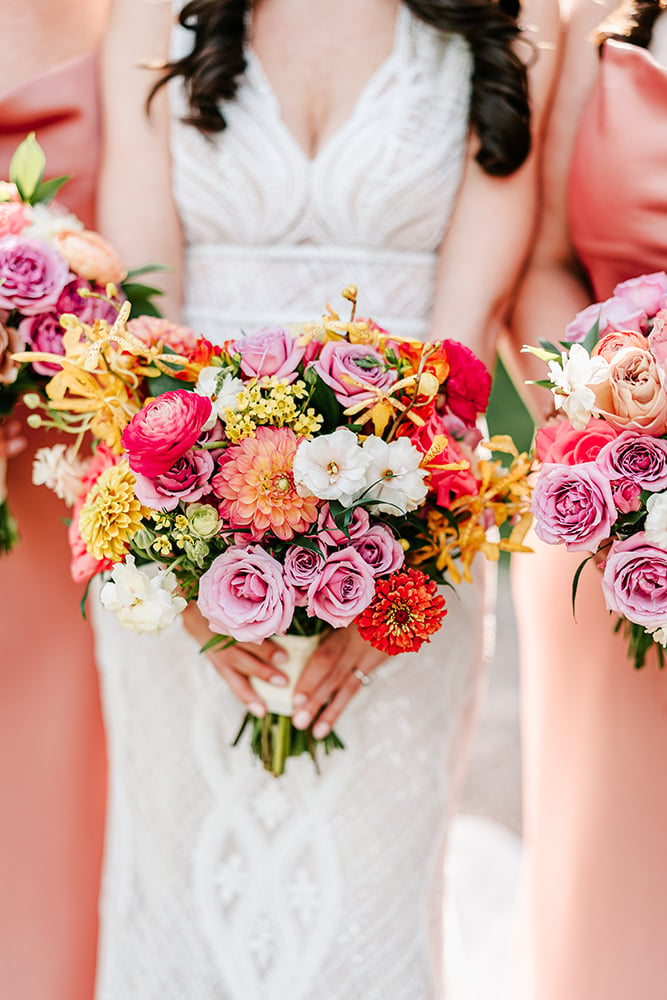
[79, 462, 144, 561]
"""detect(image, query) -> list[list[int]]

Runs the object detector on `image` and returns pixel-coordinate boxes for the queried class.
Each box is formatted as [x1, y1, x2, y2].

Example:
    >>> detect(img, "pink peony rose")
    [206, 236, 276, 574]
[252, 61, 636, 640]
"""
[313, 341, 396, 408]
[351, 525, 405, 577]
[18, 312, 65, 375]
[232, 326, 305, 384]
[122, 390, 212, 478]
[197, 544, 295, 643]
[283, 545, 325, 606]
[593, 346, 667, 435]
[133, 448, 215, 511]
[613, 272, 667, 316]
[535, 418, 619, 465]
[0, 202, 29, 238]
[52, 229, 127, 285]
[317, 503, 370, 547]
[565, 298, 647, 343]
[597, 431, 667, 491]
[602, 533, 667, 627]
[611, 479, 642, 514]
[306, 546, 376, 628]
[441, 339, 492, 426]
[0, 236, 70, 315]
[532, 461, 617, 552]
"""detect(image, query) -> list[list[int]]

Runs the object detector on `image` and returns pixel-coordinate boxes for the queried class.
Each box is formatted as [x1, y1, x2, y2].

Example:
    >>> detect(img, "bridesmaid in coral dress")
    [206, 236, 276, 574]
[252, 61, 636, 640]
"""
[511, 2, 667, 997]
[0, 2, 109, 998]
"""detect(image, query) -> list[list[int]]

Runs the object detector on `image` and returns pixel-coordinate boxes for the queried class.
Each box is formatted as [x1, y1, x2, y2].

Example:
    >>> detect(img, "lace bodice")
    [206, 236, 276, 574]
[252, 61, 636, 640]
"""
[169, 4, 472, 338]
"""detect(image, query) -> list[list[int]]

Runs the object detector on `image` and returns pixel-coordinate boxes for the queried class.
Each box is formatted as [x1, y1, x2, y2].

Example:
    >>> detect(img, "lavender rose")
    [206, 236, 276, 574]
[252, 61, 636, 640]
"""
[232, 326, 305, 384]
[0, 235, 70, 315]
[284, 545, 325, 606]
[352, 525, 405, 577]
[19, 312, 65, 375]
[598, 432, 667, 491]
[133, 449, 215, 511]
[121, 390, 212, 478]
[306, 546, 376, 627]
[532, 462, 617, 552]
[602, 533, 667, 627]
[197, 544, 295, 643]
[313, 341, 397, 408]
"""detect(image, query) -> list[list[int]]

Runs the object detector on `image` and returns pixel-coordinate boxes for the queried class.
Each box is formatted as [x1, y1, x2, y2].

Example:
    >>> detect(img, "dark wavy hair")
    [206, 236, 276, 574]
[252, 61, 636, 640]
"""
[150, 0, 531, 177]
[595, 0, 665, 48]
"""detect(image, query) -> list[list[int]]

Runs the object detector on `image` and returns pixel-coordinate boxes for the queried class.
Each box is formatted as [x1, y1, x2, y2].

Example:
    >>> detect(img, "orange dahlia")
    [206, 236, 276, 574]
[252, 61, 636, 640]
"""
[356, 568, 447, 655]
[212, 425, 319, 540]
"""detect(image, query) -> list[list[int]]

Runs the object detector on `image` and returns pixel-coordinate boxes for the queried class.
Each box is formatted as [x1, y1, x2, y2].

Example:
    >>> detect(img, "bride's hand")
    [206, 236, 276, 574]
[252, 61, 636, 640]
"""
[291, 624, 388, 739]
[181, 602, 289, 716]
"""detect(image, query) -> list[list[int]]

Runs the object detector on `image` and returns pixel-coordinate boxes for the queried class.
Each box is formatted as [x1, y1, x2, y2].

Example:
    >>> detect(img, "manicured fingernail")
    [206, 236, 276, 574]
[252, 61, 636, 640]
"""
[292, 710, 311, 729]
[312, 721, 330, 740]
[249, 701, 266, 718]
[270, 674, 287, 686]
[293, 692, 307, 706]
[272, 650, 288, 664]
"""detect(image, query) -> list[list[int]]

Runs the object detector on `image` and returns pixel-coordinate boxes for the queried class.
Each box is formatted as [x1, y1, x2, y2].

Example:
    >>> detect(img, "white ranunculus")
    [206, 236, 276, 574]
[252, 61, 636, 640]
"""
[645, 492, 667, 548]
[292, 427, 370, 505]
[548, 344, 609, 430]
[195, 367, 245, 427]
[361, 436, 428, 515]
[100, 555, 187, 634]
[32, 444, 88, 507]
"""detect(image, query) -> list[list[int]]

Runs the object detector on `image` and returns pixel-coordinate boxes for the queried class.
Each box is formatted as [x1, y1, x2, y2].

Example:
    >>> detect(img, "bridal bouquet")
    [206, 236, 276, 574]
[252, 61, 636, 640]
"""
[525, 270, 667, 669]
[0, 133, 161, 552]
[24, 287, 533, 773]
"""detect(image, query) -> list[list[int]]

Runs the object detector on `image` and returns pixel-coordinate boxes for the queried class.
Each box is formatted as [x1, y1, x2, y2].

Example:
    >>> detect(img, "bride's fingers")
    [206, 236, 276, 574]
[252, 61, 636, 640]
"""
[214, 663, 268, 717]
[311, 674, 367, 739]
[182, 601, 288, 686]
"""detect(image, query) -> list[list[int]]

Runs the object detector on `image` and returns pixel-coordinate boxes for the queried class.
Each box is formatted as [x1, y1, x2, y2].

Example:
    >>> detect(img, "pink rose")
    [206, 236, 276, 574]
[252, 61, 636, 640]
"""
[594, 346, 667, 435]
[51, 229, 127, 285]
[317, 503, 370, 547]
[122, 390, 212, 478]
[352, 525, 405, 577]
[649, 313, 667, 372]
[284, 545, 325, 606]
[0, 202, 29, 238]
[535, 418, 619, 465]
[565, 298, 647, 343]
[0, 236, 70, 315]
[127, 316, 199, 355]
[197, 544, 295, 643]
[532, 462, 617, 552]
[313, 341, 396, 408]
[602, 533, 667, 627]
[611, 479, 642, 514]
[441, 339, 492, 426]
[306, 546, 376, 627]
[232, 326, 305, 384]
[597, 431, 667, 490]
[18, 313, 65, 375]
[133, 449, 215, 511]
[614, 272, 667, 316]
[0, 320, 24, 385]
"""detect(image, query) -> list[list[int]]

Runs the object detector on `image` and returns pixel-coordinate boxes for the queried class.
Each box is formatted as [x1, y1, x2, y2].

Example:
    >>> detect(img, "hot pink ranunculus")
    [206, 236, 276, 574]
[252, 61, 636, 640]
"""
[535, 418, 619, 465]
[532, 461, 617, 552]
[197, 544, 295, 643]
[122, 390, 212, 478]
[602, 533, 667, 627]
[351, 525, 405, 577]
[0, 235, 70, 315]
[133, 448, 215, 511]
[312, 341, 396, 408]
[232, 326, 305, 384]
[306, 546, 376, 628]
[597, 431, 667, 491]
[613, 272, 667, 316]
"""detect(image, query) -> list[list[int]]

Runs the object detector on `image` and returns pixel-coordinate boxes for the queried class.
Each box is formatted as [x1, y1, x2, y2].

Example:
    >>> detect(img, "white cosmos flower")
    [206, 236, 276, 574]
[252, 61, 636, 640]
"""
[292, 427, 369, 505]
[100, 555, 187, 634]
[32, 444, 88, 507]
[645, 492, 667, 548]
[195, 367, 246, 428]
[548, 344, 609, 430]
[361, 436, 428, 515]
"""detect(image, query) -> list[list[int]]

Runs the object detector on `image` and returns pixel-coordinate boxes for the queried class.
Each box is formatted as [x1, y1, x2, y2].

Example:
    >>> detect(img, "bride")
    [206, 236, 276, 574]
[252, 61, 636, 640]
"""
[94, 1, 557, 996]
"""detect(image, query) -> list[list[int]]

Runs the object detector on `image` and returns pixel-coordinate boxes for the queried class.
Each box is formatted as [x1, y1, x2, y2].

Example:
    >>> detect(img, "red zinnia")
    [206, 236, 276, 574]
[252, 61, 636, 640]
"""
[356, 568, 447, 655]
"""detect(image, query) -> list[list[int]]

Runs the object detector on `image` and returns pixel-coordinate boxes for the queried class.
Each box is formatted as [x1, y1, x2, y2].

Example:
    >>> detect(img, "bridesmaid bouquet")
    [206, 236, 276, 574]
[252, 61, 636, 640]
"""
[0, 133, 161, 552]
[525, 270, 667, 669]
[22, 287, 533, 773]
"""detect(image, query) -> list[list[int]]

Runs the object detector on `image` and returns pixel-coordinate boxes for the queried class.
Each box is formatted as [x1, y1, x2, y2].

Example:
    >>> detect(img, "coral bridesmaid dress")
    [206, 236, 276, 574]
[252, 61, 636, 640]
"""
[0, 52, 106, 1000]
[513, 39, 667, 1000]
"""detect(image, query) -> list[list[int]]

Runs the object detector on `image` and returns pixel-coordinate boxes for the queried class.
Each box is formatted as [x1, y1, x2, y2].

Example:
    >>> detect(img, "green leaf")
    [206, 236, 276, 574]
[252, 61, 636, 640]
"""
[9, 133, 46, 202]
[307, 376, 342, 433]
[120, 280, 164, 318]
[200, 633, 235, 654]
[125, 263, 170, 280]
[580, 313, 601, 355]
[31, 175, 69, 205]
[537, 338, 563, 356]
[571, 553, 594, 620]
[146, 371, 186, 396]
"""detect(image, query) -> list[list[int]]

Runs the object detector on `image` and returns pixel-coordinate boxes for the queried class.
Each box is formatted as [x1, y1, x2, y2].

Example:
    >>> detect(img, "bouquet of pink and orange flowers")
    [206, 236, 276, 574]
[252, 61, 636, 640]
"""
[526, 270, 667, 669]
[0, 133, 162, 552]
[23, 286, 533, 773]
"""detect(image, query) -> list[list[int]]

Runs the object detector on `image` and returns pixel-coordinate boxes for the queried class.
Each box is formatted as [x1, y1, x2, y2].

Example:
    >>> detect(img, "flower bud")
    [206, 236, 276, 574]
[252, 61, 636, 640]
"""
[22, 392, 41, 410]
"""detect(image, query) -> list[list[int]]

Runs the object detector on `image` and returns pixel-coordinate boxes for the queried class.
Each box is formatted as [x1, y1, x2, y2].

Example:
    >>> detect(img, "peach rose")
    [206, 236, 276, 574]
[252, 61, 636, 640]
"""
[594, 346, 667, 435]
[52, 229, 127, 284]
[593, 329, 649, 362]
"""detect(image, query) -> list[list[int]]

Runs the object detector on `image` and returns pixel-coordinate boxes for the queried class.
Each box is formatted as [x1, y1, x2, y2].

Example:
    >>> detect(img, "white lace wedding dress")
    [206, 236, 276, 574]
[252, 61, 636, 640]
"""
[93, 6, 496, 998]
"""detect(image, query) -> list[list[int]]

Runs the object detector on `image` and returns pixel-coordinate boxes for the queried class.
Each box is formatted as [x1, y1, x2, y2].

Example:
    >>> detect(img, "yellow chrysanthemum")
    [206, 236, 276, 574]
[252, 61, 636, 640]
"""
[79, 462, 145, 561]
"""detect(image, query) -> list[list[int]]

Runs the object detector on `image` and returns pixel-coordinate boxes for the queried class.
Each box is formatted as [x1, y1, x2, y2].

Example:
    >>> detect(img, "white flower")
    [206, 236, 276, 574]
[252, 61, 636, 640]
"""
[548, 344, 609, 431]
[24, 202, 83, 243]
[647, 624, 667, 647]
[195, 367, 246, 428]
[100, 555, 187, 634]
[361, 436, 428, 515]
[32, 444, 88, 507]
[645, 492, 667, 548]
[292, 427, 369, 505]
